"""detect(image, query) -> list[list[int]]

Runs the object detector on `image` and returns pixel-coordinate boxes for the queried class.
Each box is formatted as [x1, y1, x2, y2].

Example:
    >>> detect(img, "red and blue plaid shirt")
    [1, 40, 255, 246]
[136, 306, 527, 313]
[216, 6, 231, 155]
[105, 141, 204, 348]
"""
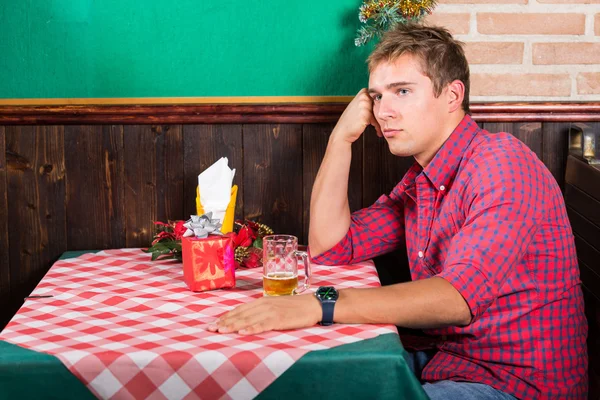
[312, 115, 588, 399]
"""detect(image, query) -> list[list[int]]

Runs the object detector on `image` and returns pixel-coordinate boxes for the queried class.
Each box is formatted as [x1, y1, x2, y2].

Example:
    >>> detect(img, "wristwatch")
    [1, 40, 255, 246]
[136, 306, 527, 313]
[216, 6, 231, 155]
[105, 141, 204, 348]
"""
[315, 286, 339, 326]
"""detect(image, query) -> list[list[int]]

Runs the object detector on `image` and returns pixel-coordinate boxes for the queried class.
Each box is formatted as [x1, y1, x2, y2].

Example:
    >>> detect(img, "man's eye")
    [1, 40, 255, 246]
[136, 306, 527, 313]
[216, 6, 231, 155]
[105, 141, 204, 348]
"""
[372, 95, 382, 101]
[398, 89, 409, 95]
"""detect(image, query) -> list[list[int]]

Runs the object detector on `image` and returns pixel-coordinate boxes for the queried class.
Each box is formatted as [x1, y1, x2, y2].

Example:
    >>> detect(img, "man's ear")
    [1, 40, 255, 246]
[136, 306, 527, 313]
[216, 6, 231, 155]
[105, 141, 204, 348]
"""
[446, 80, 465, 113]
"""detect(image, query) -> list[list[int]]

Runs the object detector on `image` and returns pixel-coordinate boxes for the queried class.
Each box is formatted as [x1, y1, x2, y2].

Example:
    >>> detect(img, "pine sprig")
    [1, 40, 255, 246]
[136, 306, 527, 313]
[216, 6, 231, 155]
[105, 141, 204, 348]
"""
[355, 0, 437, 46]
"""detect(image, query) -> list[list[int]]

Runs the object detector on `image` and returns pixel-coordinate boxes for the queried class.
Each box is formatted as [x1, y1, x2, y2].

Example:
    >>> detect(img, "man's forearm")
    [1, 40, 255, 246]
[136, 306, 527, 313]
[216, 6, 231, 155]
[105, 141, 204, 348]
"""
[308, 136, 354, 256]
[334, 277, 472, 329]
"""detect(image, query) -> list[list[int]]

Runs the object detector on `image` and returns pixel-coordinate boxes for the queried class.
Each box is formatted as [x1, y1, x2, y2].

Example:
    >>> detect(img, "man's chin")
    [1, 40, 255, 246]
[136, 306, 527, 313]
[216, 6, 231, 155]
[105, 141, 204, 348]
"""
[387, 144, 414, 158]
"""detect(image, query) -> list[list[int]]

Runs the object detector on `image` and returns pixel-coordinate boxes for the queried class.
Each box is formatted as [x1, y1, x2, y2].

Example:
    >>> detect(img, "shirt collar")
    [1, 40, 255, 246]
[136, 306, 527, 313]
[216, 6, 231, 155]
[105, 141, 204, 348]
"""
[422, 114, 480, 191]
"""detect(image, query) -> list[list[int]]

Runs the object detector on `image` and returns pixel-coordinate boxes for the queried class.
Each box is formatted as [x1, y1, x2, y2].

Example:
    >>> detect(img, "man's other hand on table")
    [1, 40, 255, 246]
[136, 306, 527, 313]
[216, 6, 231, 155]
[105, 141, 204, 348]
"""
[207, 294, 321, 335]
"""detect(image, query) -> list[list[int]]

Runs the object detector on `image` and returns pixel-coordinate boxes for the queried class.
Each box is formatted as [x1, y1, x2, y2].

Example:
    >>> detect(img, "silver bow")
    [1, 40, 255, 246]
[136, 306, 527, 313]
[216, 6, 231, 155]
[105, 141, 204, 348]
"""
[182, 212, 223, 239]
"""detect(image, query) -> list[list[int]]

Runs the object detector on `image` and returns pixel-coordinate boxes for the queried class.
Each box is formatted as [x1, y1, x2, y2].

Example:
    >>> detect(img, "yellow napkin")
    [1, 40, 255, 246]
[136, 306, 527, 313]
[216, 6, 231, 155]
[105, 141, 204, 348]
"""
[196, 185, 238, 234]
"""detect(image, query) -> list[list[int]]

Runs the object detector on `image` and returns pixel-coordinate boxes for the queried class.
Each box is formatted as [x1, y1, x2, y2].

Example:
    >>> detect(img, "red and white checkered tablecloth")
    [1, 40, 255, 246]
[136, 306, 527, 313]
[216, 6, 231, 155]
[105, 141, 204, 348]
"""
[0, 248, 397, 400]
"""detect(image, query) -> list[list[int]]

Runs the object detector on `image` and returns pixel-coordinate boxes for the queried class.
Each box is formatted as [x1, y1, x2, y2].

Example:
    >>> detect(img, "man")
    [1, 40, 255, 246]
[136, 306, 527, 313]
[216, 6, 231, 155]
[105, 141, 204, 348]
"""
[208, 24, 588, 399]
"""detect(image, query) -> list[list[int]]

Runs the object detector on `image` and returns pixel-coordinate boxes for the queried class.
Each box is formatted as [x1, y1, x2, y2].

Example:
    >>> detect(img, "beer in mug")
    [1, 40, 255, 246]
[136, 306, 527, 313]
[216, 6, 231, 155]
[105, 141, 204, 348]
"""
[262, 235, 310, 296]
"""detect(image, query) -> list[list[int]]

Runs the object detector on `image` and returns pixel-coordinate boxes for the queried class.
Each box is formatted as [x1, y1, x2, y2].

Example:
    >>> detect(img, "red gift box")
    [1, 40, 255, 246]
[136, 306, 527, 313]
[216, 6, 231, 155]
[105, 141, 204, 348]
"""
[182, 235, 236, 292]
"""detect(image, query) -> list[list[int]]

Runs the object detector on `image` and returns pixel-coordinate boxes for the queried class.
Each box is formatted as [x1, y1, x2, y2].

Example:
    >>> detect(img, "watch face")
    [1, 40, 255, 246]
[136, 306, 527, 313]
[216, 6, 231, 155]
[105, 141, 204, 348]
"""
[316, 286, 338, 301]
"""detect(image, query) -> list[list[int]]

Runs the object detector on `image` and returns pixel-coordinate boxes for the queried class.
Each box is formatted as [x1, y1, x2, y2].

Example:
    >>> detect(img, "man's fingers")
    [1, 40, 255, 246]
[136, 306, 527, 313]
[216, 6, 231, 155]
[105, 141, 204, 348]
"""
[239, 322, 271, 335]
[218, 314, 263, 333]
[208, 299, 269, 333]
[218, 305, 264, 328]
[218, 311, 272, 334]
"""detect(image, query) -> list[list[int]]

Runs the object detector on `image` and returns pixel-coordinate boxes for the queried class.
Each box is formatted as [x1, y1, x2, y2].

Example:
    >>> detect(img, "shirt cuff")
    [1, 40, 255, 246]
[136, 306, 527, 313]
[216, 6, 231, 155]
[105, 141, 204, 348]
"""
[309, 235, 353, 266]
[436, 265, 493, 323]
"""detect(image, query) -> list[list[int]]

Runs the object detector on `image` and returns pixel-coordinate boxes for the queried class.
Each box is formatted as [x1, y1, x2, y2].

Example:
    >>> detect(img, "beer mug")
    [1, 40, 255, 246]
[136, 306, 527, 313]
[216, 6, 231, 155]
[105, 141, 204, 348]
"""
[262, 235, 311, 296]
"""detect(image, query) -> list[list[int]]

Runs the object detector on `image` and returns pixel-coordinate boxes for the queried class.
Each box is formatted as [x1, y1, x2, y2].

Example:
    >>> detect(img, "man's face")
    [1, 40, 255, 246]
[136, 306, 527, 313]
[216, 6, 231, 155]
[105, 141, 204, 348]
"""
[368, 53, 454, 166]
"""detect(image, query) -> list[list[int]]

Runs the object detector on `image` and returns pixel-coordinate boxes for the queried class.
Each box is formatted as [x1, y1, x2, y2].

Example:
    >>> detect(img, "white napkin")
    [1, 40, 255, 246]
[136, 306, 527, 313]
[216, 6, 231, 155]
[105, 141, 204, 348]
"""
[198, 157, 236, 224]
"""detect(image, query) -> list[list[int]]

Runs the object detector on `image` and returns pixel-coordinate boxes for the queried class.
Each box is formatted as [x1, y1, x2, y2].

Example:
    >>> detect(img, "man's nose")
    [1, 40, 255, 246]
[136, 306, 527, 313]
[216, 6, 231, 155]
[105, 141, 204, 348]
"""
[376, 95, 396, 120]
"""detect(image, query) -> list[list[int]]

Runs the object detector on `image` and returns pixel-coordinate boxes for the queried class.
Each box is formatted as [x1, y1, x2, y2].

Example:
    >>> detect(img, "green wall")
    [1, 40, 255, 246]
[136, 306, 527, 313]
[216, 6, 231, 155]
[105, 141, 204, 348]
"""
[0, 1, 374, 98]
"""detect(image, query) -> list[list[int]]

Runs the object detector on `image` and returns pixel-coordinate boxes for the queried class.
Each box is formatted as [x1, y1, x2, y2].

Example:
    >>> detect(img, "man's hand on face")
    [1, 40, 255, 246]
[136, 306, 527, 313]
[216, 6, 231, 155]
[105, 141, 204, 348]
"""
[207, 294, 322, 335]
[332, 88, 382, 144]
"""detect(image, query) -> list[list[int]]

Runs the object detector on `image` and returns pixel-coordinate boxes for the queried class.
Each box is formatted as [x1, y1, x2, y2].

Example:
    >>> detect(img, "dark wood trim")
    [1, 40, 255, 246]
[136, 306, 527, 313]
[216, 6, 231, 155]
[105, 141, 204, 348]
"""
[0, 103, 599, 124]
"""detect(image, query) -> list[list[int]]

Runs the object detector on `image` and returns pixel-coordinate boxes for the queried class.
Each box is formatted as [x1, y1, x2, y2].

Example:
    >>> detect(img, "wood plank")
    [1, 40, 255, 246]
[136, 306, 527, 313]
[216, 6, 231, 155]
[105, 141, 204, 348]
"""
[64, 126, 125, 250]
[182, 125, 243, 221]
[568, 207, 600, 255]
[542, 122, 570, 190]
[565, 184, 600, 228]
[574, 235, 600, 278]
[566, 155, 600, 202]
[301, 124, 363, 244]
[482, 123, 513, 137]
[243, 124, 303, 239]
[5, 125, 66, 303]
[362, 126, 413, 207]
[513, 122, 543, 161]
[156, 125, 184, 223]
[0, 126, 10, 327]
[580, 259, 600, 303]
[123, 125, 184, 248]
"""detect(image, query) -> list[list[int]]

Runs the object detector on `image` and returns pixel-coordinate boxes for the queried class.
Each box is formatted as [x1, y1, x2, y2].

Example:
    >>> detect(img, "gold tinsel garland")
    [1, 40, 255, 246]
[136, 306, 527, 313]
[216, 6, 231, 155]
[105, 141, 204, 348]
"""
[356, 0, 437, 46]
[359, 0, 435, 20]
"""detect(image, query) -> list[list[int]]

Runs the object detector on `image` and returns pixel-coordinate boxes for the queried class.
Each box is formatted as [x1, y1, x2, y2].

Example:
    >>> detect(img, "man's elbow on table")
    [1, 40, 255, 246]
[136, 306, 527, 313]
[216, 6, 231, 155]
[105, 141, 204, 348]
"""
[308, 232, 342, 259]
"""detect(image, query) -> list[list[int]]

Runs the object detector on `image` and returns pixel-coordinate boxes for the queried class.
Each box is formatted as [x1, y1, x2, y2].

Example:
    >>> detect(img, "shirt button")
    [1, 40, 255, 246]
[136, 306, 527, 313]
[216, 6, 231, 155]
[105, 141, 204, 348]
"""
[418, 251, 424, 258]
[440, 185, 445, 191]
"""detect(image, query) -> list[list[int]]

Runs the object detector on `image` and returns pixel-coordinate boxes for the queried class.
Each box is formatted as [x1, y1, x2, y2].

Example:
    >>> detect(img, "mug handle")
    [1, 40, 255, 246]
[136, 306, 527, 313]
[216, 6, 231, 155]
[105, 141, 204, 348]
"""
[293, 250, 311, 294]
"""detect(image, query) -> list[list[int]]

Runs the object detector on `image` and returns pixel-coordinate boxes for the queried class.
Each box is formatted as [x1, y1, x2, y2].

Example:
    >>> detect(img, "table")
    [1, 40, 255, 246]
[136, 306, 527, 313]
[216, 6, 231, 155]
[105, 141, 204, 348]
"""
[0, 249, 428, 400]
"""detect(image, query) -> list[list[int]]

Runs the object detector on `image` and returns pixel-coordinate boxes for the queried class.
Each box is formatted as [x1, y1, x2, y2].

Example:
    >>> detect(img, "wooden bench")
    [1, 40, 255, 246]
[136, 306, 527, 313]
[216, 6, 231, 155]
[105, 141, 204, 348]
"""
[565, 155, 600, 399]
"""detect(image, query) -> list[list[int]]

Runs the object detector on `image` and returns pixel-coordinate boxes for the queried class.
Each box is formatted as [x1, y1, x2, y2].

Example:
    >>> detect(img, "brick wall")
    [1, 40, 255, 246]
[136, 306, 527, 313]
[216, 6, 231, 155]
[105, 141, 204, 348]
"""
[425, 0, 600, 101]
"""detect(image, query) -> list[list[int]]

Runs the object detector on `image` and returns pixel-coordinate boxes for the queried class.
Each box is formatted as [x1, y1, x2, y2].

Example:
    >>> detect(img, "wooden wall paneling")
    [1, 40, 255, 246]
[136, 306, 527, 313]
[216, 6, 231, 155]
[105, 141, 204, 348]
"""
[362, 126, 414, 207]
[301, 124, 364, 244]
[482, 123, 513, 138]
[568, 208, 600, 256]
[512, 122, 543, 160]
[0, 127, 10, 326]
[243, 124, 303, 239]
[542, 122, 571, 190]
[565, 184, 600, 228]
[580, 258, 600, 304]
[156, 125, 184, 223]
[301, 123, 332, 245]
[182, 125, 243, 221]
[5, 125, 66, 306]
[123, 125, 184, 248]
[64, 125, 125, 250]
[574, 235, 600, 297]
[566, 156, 600, 202]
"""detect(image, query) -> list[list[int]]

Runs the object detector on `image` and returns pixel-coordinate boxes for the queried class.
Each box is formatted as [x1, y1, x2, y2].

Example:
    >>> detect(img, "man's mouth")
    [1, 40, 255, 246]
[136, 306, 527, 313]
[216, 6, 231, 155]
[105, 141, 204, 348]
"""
[382, 129, 402, 138]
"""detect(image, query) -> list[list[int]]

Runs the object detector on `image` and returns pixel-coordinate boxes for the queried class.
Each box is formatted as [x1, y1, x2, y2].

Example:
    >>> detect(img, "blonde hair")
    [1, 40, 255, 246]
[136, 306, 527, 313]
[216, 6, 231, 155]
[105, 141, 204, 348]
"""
[368, 23, 470, 113]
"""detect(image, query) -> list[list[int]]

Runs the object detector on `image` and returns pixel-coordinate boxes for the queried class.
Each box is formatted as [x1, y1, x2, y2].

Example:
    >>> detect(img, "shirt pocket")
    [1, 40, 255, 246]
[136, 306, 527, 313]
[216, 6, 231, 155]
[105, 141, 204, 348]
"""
[423, 203, 463, 275]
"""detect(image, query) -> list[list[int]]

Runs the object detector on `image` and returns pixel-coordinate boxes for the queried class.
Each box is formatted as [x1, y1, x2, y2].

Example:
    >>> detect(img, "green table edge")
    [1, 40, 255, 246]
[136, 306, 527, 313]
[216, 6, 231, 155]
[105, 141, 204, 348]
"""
[257, 332, 428, 400]
[0, 338, 96, 399]
[59, 250, 102, 260]
[1, 250, 428, 400]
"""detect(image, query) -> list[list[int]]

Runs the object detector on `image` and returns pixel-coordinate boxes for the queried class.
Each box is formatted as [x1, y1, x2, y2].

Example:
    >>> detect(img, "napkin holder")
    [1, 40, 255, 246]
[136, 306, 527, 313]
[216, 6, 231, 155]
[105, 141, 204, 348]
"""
[182, 234, 236, 292]
[196, 185, 238, 234]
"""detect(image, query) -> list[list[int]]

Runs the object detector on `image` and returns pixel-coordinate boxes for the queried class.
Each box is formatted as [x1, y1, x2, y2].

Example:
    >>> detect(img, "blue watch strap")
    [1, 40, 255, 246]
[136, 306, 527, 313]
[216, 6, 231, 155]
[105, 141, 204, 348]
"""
[320, 299, 335, 326]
